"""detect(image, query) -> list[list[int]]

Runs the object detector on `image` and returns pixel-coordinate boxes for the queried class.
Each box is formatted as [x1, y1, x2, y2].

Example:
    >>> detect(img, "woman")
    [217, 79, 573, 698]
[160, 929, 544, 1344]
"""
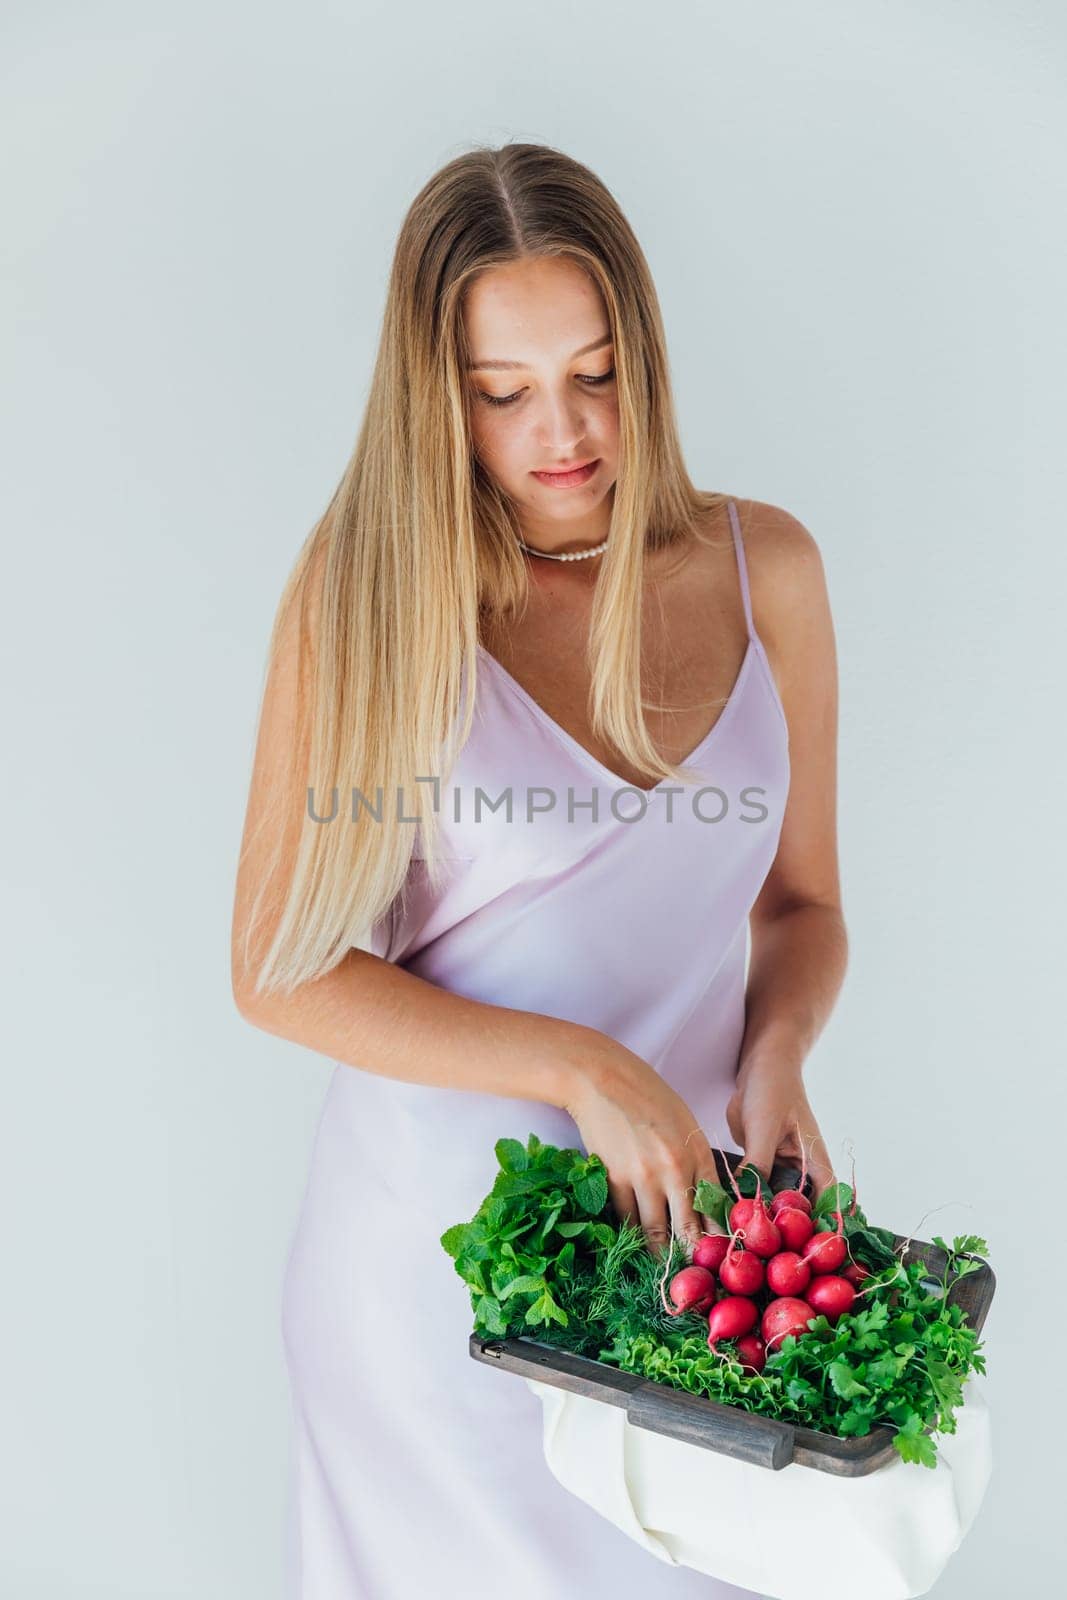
[232, 142, 847, 1599]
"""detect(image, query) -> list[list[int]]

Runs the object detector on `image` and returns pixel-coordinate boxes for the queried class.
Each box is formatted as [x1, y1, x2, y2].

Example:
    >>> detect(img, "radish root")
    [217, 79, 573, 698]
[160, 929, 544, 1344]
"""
[717, 1146, 743, 1202]
[895, 1199, 972, 1263]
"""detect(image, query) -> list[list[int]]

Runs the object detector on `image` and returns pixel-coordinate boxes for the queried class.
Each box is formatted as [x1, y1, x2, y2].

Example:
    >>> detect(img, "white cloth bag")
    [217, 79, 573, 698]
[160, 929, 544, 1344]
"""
[527, 1375, 992, 1600]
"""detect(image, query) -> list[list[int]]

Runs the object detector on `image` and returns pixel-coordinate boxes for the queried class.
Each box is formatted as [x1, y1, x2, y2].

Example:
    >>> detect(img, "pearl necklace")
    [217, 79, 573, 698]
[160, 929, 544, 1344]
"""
[518, 535, 610, 562]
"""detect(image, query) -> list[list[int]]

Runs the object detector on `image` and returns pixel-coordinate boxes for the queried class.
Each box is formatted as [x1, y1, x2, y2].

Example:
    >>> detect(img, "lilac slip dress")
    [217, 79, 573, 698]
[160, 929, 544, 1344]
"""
[280, 499, 791, 1598]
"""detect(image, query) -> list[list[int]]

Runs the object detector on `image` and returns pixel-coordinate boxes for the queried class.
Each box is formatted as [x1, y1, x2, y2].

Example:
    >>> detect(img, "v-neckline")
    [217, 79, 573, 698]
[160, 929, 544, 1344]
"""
[474, 638, 756, 794]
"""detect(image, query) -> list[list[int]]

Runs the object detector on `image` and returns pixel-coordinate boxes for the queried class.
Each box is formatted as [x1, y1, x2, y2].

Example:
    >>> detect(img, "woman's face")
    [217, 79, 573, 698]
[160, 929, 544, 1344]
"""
[463, 256, 620, 548]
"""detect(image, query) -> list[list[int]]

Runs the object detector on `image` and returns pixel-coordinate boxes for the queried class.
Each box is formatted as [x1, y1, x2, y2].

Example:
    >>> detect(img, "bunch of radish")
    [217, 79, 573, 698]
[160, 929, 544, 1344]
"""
[663, 1182, 871, 1375]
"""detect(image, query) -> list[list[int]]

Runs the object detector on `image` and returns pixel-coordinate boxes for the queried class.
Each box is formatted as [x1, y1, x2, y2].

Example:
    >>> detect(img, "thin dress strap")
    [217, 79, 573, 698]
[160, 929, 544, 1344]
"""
[726, 498, 756, 643]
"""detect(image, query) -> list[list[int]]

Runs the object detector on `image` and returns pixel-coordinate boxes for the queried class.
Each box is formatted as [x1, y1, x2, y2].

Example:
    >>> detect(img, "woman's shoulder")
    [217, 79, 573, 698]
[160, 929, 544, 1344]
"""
[724, 495, 824, 566]
[726, 496, 829, 618]
[696, 497, 833, 683]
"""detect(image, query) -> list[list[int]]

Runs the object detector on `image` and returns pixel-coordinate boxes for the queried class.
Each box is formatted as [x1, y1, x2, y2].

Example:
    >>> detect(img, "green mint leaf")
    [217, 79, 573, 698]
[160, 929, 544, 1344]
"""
[439, 1223, 470, 1259]
[454, 1254, 491, 1294]
[498, 1274, 545, 1301]
[525, 1287, 568, 1328]
[495, 1138, 528, 1174]
[538, 1205, 563, 1244]
[574, 1168, 608, 1215]
[499, 1217, 538, 1242]
[474, 1295, 508, 1337]
[555, 1220, 592, 1239]
[491, 1170, 548, 1200]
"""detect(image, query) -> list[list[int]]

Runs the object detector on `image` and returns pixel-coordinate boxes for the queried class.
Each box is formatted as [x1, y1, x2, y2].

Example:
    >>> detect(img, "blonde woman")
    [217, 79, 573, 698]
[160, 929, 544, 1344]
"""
[232, 142, 846, 1599]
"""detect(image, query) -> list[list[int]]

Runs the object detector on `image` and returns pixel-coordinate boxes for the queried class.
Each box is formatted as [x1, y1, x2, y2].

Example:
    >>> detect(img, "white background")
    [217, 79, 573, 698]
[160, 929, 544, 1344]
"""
[3, 2, 1064, 1595]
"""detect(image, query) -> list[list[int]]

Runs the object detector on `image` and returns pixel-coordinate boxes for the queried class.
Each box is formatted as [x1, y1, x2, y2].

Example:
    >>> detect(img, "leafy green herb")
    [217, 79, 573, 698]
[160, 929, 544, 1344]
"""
[440, 1133, 614, 1338]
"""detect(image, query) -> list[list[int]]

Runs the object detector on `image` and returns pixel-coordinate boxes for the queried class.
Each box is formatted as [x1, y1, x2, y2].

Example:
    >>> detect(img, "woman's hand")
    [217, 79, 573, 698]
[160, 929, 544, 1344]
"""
[562, 1033, 727, 1258]
[725, 1057, 837, 1200]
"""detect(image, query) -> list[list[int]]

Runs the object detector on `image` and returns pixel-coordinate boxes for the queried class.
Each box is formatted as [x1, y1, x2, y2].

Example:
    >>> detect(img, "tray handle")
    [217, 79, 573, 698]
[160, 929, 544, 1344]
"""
[626, 1380, 795, 1470]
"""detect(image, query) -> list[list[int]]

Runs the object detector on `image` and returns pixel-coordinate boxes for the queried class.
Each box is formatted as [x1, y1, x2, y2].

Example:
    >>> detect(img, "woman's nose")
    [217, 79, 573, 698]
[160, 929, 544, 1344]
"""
[533, 393, 589, 452]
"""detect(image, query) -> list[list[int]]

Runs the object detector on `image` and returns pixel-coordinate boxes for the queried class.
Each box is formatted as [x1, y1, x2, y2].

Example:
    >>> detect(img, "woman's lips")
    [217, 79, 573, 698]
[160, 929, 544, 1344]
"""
[531, 460, 599, 488]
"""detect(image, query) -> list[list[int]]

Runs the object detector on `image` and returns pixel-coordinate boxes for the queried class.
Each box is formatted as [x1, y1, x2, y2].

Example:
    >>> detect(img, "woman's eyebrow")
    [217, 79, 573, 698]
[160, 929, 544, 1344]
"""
[466, 334, 613, 372]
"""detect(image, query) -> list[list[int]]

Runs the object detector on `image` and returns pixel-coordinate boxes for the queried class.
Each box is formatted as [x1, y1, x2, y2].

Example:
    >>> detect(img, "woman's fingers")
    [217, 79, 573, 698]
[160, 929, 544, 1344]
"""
[663, 1173, 728, 1258]
[806, 1123, 837, 1198]
[609, 1179, 639, 1233]
[634, 1184, 672, 1258]
[671, 1185, 711, 1257]
[611, 1151, 734, 1258]
[785, 1114, 837, 1200]
[807, 1150, 838, 1202]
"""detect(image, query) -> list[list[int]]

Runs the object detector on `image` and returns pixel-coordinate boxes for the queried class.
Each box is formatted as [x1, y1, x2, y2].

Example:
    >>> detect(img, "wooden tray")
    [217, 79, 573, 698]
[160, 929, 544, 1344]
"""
[469, 1152, 996, 1475]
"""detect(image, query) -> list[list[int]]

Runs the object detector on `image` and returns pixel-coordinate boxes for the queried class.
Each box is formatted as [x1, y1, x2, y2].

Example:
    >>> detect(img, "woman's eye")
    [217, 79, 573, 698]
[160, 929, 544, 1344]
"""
[478, 368, 616, 408]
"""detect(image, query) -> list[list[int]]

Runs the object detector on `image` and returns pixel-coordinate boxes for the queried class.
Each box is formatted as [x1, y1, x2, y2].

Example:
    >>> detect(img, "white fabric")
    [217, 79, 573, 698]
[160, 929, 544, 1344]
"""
[527, 1374, 992, 1600]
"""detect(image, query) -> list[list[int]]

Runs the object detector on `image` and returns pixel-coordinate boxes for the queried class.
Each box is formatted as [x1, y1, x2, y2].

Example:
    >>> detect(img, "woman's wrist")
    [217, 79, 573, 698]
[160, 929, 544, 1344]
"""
[550, 1021, 640, 1114]
[736, 1040, 807, 1086]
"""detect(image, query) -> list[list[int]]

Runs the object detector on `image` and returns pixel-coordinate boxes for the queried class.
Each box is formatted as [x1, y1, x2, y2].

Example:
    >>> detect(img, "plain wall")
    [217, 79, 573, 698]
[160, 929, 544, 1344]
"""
[3, 2, 1064, 1595]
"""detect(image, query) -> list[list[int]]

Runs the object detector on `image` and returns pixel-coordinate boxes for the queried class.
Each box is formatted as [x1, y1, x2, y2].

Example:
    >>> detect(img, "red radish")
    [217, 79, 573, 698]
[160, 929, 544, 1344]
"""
[802, 1204, 847, 1274]
[842, 1260, 871, 1288]
[774, 1206, 815, 1252]
[665, 1265, 717, 1316]
[727, 1198, 782, 1260]
[765, 1250, 812, 1297]
[761, 1296, 815, 1352]
[734, 1334, 766, 1374]
[728, 1197, 762, 1232]
[718, 1246, 765, 1296]
[769, 1188, 812, 1218]
[803, 1230, 847, 1275]
[707, 1295, 759, 1346]
[806, 1275, 857, 1324]
[692, 1233, 730, 1274]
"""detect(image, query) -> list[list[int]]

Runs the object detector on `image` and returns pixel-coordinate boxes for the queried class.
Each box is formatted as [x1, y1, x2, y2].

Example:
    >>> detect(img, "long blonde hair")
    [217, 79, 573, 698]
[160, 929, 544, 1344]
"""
[238, 141, 730, 999]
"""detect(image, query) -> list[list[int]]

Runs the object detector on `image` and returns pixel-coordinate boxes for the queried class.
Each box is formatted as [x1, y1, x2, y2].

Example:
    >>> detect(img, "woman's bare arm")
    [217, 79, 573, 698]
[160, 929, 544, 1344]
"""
[235, 938, 601, 1110]
[742, 501, 848, 1072]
